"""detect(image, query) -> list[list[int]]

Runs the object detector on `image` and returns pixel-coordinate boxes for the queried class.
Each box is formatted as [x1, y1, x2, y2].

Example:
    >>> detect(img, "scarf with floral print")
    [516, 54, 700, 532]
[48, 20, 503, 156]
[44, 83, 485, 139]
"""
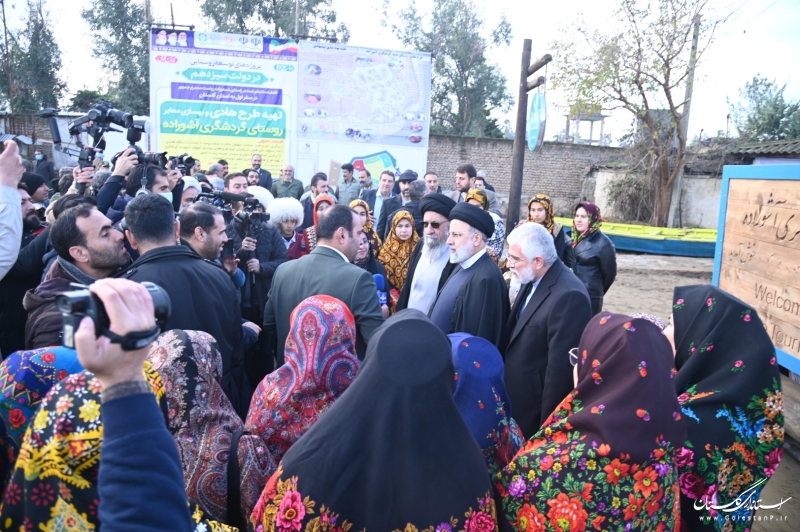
[572, 201, 602, 248]
[528, 193, 557, 235]
[496, 313, 686, 531]
[378, 210, 420, 293]
[249, 310, 497, 531]
[349, 199, 382, 256]
[671, 285, 783, 531]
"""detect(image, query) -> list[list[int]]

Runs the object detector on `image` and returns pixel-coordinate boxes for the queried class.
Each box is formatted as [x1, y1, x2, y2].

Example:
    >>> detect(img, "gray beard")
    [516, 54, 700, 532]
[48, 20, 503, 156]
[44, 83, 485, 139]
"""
[422, 238, 448, 259]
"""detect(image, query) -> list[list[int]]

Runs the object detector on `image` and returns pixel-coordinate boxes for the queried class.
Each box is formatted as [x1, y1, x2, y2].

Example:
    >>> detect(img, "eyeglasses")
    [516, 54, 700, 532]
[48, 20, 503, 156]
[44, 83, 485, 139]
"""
[569, 347, 579, 367]
[422, 221, 442, 229]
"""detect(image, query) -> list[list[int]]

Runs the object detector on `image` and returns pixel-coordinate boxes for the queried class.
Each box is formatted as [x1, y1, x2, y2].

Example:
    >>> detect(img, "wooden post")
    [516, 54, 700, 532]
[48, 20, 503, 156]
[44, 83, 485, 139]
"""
[506, 39, 532, 233]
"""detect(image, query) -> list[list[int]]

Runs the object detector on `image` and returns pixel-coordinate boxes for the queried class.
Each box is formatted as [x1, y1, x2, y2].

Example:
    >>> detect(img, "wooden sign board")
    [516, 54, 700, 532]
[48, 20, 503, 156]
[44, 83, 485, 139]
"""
[713, 165, 800, 373]
[328, 161, 342, 189]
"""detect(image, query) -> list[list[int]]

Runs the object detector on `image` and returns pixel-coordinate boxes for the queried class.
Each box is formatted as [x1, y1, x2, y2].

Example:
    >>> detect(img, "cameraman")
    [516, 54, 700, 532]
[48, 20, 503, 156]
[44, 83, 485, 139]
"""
[97, 153, 183, 220]
[119, 194, 249, 415]
[227, 196, 287, 383]
[73, 279, 192, 531]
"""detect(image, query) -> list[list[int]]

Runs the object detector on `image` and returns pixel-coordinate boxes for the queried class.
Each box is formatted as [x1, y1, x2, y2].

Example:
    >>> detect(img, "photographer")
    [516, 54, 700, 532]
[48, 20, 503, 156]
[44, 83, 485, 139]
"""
[98, 155, 183, 220]
[73, 278, 192, 531]
[227, 194, 287, 383]
[24, 204, 129, 349]
[119, 194, 249, 414]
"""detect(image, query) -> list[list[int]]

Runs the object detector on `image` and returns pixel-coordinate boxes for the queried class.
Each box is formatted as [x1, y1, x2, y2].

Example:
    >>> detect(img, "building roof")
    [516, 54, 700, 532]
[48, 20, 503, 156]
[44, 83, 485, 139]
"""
[729, 138, 800, 156]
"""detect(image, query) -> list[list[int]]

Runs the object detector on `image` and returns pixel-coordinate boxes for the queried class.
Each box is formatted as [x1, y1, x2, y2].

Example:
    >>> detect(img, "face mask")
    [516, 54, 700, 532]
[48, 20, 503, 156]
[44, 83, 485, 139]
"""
[159, 192, 173, 203]
[35, 154, 42, 160]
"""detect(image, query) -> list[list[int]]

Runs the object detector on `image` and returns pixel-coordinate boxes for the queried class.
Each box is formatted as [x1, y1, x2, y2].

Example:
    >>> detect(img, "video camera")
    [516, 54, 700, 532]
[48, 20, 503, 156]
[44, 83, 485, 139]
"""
[168, 154, 196, 176]
[56, 281, 171, 350]
[36, 102, 170, 193]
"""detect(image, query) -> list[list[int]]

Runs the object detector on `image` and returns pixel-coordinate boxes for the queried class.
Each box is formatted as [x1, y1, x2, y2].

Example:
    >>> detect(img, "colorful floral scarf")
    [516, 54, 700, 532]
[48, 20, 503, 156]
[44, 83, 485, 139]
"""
[349, 199, 382, 256]
[671, 285, 783, 531]
[527, 193, 557, 235]
[377, 210, 420, 293]
[249, 310, 496, 531]
[465, 189, 505, 262]
[147, 329, 274, 525]
[245, 295, 359, 466]
[449, 333, 525, 479]
[312, 194, 334, 227]
[572, 201, 602, 248]
[465, 188, 490, 211]
[0, 341, 240, 531]
[496, 313, 686, 531]
[0, 347, 83, 491]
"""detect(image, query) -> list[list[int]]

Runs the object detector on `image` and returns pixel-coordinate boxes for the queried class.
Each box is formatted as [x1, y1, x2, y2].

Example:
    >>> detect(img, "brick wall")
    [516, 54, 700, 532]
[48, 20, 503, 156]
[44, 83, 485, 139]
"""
[427, 135, 623, 216]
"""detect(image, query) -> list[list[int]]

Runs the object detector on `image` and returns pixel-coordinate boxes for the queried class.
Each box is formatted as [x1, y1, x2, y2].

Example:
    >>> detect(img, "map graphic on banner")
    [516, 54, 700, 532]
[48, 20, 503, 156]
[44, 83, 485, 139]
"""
[149, 29, 298, 175]
[296, 41, 432, 185]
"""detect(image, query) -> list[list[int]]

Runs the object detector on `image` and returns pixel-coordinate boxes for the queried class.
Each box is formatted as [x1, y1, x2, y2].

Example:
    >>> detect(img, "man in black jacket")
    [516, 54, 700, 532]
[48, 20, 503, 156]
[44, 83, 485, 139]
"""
[501, 222, 592, 437]
[226, 201, 288, 383]
[0, 183, 48, 356]
[119, 194, 250, 415]
[376, 169, 417, 240]
[395, 193, 456, 313]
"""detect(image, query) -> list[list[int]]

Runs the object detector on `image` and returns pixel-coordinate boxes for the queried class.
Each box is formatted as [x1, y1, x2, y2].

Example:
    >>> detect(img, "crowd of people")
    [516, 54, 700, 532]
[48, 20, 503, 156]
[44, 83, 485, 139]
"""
[0, 140, 785, 532]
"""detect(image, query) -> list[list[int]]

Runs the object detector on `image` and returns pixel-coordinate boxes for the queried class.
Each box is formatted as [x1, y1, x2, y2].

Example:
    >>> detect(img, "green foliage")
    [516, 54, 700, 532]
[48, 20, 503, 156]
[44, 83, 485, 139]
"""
[69, 89, 113, 112]
[728, 75, 800, 142]
[383, 0, 512, 137]
[81, 0, 150, 115]
[0, 0, 65, 113]
[198, 0, 349, 42]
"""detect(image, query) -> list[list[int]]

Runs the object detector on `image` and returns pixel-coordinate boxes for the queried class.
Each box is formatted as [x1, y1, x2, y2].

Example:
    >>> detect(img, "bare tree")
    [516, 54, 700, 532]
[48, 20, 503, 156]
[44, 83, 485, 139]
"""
[552, 0, 724, 225]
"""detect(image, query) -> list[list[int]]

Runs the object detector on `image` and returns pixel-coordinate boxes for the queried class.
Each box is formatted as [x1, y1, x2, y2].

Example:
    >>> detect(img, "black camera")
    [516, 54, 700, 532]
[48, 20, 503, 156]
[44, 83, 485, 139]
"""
[169, 153, 196, 176]
[85, 100, 133, 129]
[56, 282, 171, 349]
[110, 120, 168, 169]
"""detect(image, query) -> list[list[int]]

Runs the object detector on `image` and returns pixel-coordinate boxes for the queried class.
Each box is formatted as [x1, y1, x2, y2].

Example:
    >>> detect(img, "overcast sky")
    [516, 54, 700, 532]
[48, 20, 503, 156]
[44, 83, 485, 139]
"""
[7, 0, 799, 145]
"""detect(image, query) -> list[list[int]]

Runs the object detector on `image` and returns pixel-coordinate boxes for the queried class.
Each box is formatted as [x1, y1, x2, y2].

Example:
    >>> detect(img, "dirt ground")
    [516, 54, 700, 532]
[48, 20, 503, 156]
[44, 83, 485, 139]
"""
[605, 253, 799, 530]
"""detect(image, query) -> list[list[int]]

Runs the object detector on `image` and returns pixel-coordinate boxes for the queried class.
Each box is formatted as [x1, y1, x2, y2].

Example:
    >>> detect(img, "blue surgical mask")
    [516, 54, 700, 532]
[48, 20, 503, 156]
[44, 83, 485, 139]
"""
[35, 154, 42, 160]
[158, 192, 173, 203]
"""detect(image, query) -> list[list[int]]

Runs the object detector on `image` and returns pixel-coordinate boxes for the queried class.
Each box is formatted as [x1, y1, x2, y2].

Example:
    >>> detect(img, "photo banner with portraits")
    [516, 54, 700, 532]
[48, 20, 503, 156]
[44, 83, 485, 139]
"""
[150, 31, 432, 186]
[149, 28, 298, 175]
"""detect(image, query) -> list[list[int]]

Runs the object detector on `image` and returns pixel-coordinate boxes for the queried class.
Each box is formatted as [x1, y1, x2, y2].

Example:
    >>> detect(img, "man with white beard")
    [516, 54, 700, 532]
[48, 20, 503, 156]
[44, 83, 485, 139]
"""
[395, 193, 457, 313]
[427, 202, 508, 346]
[500, 222, 592, 437]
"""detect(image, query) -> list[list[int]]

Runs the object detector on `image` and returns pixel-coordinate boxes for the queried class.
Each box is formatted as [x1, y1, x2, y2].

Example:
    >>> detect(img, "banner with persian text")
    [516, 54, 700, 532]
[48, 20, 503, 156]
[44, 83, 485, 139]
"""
[149, 29, 298, 175]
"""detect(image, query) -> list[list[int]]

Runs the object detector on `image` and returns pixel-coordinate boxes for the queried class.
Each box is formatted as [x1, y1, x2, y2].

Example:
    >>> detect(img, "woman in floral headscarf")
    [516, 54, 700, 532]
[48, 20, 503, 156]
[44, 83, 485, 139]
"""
[572, 201, 617, 315]
[378, 210, 420, 311]
[246, 295, 360, 465]
[288, 195, 334, 259]
[0, 334, 244, 531]
[663, 285, 783, 531]
[147, 329, 275, 528]
[0, 347, 83, 491]
[449, 333, 525, 479]
[349, 198, 382, 255]
[496, 313, 686, 531]
[527, 193, 576, 270]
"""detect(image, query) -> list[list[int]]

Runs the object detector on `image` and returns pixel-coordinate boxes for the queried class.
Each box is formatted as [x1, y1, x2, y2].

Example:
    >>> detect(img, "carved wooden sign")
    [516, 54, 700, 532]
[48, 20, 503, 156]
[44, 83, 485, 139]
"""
[713, 165, 800, 372]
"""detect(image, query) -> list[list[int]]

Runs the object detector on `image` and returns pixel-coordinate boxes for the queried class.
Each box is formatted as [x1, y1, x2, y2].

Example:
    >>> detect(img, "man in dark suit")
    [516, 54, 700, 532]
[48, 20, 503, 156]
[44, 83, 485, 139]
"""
[376, 169, 417, 240]
[263, 204, 384, 364]
[251, 153, 273, 190]
[360, 170, 394, 226]
[502, 222, 592, 438]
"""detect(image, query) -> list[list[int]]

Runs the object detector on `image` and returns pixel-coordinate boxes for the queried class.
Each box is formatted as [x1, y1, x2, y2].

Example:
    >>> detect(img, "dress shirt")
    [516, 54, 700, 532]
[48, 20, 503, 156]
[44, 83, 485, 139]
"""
[0, 185, 22, 280]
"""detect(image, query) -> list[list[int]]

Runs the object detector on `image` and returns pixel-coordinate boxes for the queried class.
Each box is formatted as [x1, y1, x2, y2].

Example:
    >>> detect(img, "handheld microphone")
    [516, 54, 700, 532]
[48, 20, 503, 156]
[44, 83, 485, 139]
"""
[373, 274, 387, 306]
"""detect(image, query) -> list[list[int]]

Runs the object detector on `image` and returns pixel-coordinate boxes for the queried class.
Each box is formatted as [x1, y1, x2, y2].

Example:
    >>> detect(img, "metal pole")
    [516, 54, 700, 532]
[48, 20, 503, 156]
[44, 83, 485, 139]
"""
[0, 0, 13, 114]
[294, 0, 300, 36]
[667, 15, 701, 228]
[506, 39, 532, 233]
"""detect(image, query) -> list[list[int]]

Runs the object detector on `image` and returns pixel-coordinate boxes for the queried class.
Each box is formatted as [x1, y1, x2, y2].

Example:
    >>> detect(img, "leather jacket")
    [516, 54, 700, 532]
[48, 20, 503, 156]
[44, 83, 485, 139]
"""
[574, 230, 617, 300]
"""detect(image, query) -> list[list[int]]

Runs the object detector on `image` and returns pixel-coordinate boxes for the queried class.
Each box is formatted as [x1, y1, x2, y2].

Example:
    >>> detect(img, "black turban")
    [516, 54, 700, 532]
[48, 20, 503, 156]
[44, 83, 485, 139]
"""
[419, 193, 456, 219]
[449, 202, 494, 239]
[21, 172, 46, 194]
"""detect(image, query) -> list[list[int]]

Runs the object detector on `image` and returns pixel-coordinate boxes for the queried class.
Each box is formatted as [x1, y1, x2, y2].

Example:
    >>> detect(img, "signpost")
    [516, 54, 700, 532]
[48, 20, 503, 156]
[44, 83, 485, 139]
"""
[506, 39, 551, 233]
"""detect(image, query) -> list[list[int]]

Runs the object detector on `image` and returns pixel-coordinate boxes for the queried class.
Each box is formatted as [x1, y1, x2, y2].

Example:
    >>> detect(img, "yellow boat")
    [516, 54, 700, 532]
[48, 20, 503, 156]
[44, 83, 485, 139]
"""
[554, 217, 717, 258]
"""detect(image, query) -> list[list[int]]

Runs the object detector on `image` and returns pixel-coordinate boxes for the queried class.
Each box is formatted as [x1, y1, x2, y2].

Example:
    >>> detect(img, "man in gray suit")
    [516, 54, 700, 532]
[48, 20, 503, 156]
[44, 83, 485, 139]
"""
[263, 204, 384, 365]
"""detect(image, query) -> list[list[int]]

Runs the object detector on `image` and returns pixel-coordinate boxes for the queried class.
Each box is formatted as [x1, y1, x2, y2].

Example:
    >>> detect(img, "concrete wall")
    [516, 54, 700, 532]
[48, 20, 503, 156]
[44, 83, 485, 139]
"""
[427, 135, 623, 217]
[592, 169, 722, 229]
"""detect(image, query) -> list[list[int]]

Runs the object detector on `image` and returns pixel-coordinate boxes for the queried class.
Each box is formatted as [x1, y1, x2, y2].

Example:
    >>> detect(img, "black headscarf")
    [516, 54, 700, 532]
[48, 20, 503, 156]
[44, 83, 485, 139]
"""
[249, 310, 497, 530]
[672, 285, 783, 530]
